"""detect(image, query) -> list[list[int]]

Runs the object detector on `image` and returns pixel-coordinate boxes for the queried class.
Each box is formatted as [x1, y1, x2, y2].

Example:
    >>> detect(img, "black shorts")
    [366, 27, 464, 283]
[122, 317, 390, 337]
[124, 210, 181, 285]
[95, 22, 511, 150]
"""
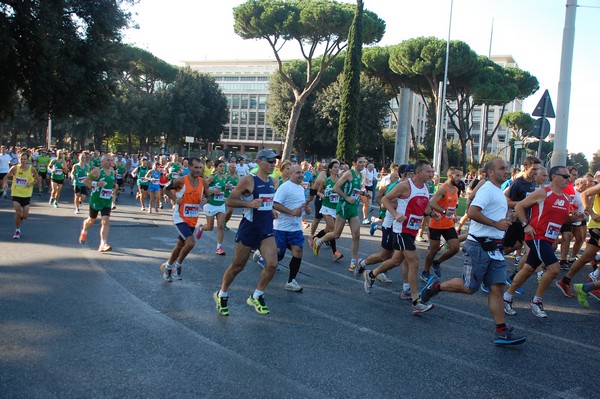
[116, 178, 124, 187]
[138, 184, 149, 191]
[525, 240, 558, 269]
[39, 172, 46, 180]
[381, 226, 394, 251]
[588, 227, 600, 248]
[560, 222, 573, 233]
[51, 179, 64, 185]
[89, 206, 111, 219]
[75, 186, 88, 195]
[428, 227, 459, 242]
[314, 196, 323, 219]
[0, 173, 6, 182]
[12, 196, 31, 207]
[393, 232, 416, 251]
[504, 222, 524, 248]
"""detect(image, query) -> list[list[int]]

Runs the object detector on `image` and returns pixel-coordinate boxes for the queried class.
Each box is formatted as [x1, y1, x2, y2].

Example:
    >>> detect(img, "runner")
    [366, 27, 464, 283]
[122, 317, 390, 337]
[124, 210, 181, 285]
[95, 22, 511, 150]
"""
[79, 154, 116, 252]
[362, 159, 434, 314]
[313, 154, 368, 272]
[223, 161, 239, 231]
[48, 150, 67, 207]
[2, 152, 40, 238]
[213, 149, 278, 316]
[273, 164, 312, 292]
[35, 149, 51, 194]
[71, 152, 89, 214]
[311, 160, 344, 262]
[133, 157, 150, 210]
[159, 158, 205, 282]
[146, 161, 162, 213]
[421, 167, 463, 281]
[1, 145, 15, 198]
[112, 154, 126, 209]
[420, 158, 526, 346]
[201, 159, 228, 255]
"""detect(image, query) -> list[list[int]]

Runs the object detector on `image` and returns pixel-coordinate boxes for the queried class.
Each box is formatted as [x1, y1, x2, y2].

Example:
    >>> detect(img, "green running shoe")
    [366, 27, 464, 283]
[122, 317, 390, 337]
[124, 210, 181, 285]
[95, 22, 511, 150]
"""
[574, 284, 589, 308]
[247, 295, 270, 315]
[213, 291, 229, 316]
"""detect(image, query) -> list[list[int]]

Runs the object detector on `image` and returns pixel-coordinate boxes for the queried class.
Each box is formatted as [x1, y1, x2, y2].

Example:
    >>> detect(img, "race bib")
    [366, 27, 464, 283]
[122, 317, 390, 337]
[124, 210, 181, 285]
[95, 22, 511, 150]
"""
[183, 204, 200, 217]
[15, 177, 28, 186]
[487, 250, 505, 261]
[38, 164, 46, 170]
[446, 206, 456, 218]
[151, 178, 160, 184]
[54, 169, 63, 176]
[406, 214, 423, 230]
[171, 172, 179, 178]
[116, 174, 122, 179]
[99, 188, 113, 200]
[329, 193, 339, 204]
[258, 194, 274, 211]
[545, 222, 562, 240]
[214, 193, 224, 202]
[77, 176, 87, 183]
[351, 188, 361, 200]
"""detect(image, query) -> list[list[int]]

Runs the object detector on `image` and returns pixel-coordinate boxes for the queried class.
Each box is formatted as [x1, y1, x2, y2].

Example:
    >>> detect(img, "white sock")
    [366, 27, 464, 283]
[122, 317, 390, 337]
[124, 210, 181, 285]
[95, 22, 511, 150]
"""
[217, 243, 222, 249]
[403, 283, 410, 291]
[504, 292, 513, 301]
[533, 295, 543, 303]
[253, 289, 264, 299]
[174, 261, 181, 268]
[218, 290, 228, 298]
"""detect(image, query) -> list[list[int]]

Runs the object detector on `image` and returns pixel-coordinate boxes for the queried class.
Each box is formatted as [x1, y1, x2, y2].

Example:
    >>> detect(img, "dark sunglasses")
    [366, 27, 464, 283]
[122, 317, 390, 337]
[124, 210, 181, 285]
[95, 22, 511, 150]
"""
[558, 174, 570, 179]
[260, 158, 276, 164]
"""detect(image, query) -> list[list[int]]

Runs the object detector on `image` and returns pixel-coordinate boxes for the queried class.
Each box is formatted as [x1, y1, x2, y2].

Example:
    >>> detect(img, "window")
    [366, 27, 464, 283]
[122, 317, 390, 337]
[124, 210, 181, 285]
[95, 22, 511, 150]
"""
[248, 127, 256, 140]
[240, 111, 247, 124]
[258, 95, 266, 110]
[221, 127, 230, 139]
[231, 111, 240, 124]
[240, 76, 256, 81]
[231, 127, 238, 140]
[249, 112, 256, 124]
[232, 95, 240, 108]
[258, 112, 265, 125]
[498, 135, 506, 143]
[257, 128, 264, 140]
[223, 76, 239, 81]
[250, 95, 257, 109]
[241, 95, 249, 108]
[266, 128, 273, 141]
[239, 127, 247, 140]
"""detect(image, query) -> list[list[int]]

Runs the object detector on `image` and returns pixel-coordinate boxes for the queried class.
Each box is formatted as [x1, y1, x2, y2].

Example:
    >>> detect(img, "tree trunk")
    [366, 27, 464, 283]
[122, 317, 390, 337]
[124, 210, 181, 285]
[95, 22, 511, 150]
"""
[282, 96, 307, 160]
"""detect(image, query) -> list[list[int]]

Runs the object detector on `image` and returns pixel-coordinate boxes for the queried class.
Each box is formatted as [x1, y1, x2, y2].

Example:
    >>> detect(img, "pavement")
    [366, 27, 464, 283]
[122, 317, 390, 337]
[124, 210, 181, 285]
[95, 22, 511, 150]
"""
[1, 185, 599, 398]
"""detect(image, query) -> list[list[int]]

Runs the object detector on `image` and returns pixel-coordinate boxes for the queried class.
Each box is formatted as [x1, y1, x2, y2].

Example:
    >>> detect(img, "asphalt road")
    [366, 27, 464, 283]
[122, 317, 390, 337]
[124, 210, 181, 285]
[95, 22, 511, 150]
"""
[1, 185, 599, 398]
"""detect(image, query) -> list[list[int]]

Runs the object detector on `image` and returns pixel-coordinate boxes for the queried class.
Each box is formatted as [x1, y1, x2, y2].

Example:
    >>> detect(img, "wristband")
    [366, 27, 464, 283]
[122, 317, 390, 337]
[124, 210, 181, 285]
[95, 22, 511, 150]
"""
[92, 181, 98, 187]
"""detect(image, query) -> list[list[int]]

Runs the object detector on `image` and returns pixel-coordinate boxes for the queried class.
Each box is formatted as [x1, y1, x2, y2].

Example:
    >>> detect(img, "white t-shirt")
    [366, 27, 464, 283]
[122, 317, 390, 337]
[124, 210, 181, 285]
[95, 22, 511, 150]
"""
[273, 180, 305, 232]
[467, 181, 508, 240]
[237, 163, 250, 177]
[362, 168, 375, 188]
[0, 154, 12, 173]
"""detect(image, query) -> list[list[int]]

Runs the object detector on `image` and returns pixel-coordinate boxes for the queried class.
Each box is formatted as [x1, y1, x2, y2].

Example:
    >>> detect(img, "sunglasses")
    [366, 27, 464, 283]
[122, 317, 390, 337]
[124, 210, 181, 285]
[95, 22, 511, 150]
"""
[558, 174, 570, 179]
[260, 158, 276, 164]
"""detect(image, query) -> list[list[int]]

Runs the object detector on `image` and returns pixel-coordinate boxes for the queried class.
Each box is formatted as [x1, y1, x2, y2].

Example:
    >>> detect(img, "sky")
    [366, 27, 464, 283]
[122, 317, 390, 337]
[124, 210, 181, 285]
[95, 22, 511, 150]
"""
[122, 0, 600, 161]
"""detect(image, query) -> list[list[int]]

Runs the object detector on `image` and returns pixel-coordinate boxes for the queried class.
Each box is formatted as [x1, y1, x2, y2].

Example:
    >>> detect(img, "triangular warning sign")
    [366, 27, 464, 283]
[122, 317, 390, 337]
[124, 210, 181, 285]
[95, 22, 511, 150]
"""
[532, 89, 555, 118]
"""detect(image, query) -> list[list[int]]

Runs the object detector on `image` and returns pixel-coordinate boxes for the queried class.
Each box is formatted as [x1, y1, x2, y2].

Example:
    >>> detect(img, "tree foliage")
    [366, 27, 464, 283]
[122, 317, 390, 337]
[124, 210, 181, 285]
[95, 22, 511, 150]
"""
[567, 152, 589, 177]
[233, 0, 385, 159]
[589, 150, 600, 174]
[336, 0, 363, 161]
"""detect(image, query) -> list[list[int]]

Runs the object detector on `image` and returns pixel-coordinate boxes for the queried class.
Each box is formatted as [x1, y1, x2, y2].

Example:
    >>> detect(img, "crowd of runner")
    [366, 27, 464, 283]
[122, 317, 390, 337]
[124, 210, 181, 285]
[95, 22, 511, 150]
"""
[2, 143, 600, 347]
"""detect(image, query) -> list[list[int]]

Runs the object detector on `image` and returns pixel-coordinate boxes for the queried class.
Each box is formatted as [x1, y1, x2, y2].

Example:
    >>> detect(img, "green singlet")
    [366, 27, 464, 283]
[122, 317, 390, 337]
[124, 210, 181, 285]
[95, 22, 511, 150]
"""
[89, 168, 115, 211]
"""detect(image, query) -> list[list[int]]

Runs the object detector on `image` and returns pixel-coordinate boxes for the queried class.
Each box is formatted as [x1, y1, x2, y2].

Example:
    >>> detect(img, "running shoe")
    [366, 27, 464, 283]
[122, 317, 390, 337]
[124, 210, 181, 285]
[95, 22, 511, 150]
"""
[574, 284, 589, 308]
[348, 261, 357, 272]
[285, 279, 303, 292]
[12, 231, 20, 239]
[312, 239, 322, 256]
[416, 236, 428, 243]
[223, 224, 230, 231]
[412, 301, 434, 314]
[333, 251, 344, 262]
[420, 276, 440, 304]
[503, 299, 517, 316]
[98, 242, 112, 253]
[160, 263, 172, 282]
[148, 208, 152, 214]
[432, 260, 442, 278]
[370, 222, 378, 236]
[257, 256, 266, 269]
[141, 206, 145, 211]
[480, 284, 490, 294]
[49, 198, 54, 205]
[529, 299, 547, 318]
[559, 260, 570, 271]
[307, 235, 314, 248]
[79, 230, 87, 244]
[111, 205, 116, 210]
[361, 219, 370, 225]
[588, 272, 598, 283]
[175, 265, 182, 280]
[505, 276, 525, 294]
[400, 290, 412, 300]
[53, 202, 59, 208]
[213, 291, 229, 316]
[215, 247, 226, 256]
[159, 202, 163, 209]
[155, 208, 159, 213]
[493, 327, 526, 346]
[555, 280, 574, 298]
[420, 271, 431, 283]
[74, 208, 80, 214]
[377, 272, 393, 284]
[247, 295, 269, 315]
[302, 221, 310, 229]
[362, 270, 375, 294]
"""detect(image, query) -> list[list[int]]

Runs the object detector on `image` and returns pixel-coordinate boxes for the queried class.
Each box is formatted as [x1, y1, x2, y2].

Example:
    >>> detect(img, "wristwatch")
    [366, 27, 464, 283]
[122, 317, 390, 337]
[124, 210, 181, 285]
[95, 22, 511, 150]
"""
[441, 210, 446, 215]
[521, 221, 529, 228]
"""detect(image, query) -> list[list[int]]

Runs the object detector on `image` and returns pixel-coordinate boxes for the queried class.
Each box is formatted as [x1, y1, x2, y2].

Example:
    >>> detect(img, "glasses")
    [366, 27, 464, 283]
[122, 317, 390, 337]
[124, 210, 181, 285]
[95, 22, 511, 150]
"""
[260, 158, 276, 164]
[558, 174, 570, 179]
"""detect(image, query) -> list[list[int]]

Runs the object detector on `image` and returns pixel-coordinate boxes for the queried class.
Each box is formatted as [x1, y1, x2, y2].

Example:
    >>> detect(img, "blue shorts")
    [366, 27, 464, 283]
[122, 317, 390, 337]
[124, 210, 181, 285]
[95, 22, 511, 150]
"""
[149, 183, 161, 193]
[381, 226, 394, 251]
[275, 230, 305, 260]
[175, 222, 194, 241]
[462, 240, 507, 291]
[525, 240, 558, 269]
[235, 217, 274, 250]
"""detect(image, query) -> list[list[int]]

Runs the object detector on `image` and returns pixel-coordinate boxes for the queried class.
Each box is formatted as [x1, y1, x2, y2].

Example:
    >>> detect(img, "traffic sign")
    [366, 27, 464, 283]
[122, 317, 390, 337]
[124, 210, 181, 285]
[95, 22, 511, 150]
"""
[185, 136, 194, 143]
[532, 89, 555, 118]
[514, 140, 523, 149]
[532, 117, 551, 139]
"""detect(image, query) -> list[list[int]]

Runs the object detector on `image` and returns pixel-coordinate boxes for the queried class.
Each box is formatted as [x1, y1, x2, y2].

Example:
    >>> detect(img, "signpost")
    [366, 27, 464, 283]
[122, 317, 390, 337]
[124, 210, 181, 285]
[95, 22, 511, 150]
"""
[531, 90, 555, 161]
[185, 136, 194, 158]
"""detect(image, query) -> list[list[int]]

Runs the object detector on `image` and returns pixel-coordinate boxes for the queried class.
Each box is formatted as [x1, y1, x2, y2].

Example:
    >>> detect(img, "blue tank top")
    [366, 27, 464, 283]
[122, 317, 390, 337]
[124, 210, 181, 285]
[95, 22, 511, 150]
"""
[242, 174, 275, 227]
